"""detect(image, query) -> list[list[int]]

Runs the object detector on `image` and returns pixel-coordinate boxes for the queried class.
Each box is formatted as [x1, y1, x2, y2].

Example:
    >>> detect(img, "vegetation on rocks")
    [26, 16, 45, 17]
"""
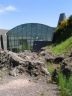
[52, 16, 72, 96]
[45, 15, 72, 96]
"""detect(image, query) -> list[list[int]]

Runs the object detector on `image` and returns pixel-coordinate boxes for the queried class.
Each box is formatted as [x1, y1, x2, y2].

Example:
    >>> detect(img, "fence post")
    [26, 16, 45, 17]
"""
[7, 35, 9, 50]
[1, 35, 4, 50]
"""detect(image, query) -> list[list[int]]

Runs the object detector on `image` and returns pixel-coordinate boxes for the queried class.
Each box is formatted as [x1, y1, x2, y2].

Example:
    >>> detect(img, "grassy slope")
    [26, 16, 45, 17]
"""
[52, 36, 72, 55]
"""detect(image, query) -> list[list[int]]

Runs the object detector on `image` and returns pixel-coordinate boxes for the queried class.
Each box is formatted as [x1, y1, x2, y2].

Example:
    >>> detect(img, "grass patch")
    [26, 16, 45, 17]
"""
[47, 62, 72, 96]
[58, 73, 72, 96]
[47, 62, 60, 74]
[47, 63, 55, 74]
[52, 36, 72, 55]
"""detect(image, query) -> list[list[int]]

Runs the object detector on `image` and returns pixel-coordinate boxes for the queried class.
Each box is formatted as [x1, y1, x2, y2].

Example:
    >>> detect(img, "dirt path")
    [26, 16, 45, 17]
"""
[0, 75, 59, 96]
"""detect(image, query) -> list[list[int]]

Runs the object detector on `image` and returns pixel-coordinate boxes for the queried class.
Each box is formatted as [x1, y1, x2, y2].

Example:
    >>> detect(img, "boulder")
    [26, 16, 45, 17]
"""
[41, 67, 50, 76]
[9, 68, 19, 77]
[54, 56, 64, 64]
[63, 57, 72, 67]
[45, 54, 54, 62]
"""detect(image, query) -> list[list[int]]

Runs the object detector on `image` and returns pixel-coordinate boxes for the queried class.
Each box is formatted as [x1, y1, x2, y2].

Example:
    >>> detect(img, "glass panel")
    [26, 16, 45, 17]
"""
[7, 23, 54, 52]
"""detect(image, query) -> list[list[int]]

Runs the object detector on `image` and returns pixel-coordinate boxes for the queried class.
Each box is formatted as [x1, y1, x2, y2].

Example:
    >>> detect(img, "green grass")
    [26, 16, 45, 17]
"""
[58, 73, 72, 96]
[52, 36, 72, 55]
[47, 62, 60, 74]
[47, 63, 55, 74]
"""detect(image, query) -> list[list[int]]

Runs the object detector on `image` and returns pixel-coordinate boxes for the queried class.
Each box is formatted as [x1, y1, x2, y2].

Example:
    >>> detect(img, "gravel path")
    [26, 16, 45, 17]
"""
[0, 75, 59, 96]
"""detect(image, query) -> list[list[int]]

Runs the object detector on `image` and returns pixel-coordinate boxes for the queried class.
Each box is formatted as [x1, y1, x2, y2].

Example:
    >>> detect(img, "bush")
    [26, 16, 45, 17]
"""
[53, 15, 72, 44]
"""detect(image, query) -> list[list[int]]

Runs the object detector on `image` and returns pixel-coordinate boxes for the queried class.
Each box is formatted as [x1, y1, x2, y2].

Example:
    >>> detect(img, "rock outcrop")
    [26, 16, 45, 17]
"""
[0, 50, 50, 77]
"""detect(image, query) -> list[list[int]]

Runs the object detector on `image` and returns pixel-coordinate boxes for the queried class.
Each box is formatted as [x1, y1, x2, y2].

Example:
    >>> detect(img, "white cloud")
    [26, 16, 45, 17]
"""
[5, 5, 17, 11]
[0, 5, 17, 14]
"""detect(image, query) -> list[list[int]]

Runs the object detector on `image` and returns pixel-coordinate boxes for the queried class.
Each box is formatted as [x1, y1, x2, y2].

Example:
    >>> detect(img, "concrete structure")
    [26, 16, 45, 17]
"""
[58, 13, 66, 26]
[0, 29, 8, 50]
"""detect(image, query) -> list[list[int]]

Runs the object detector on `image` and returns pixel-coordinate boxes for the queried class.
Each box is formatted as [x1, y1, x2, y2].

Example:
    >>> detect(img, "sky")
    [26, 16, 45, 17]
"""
[0, 0, 72, 29]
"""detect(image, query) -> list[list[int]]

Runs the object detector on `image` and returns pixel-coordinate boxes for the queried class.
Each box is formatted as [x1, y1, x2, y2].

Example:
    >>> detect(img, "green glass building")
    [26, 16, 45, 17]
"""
[7, 23, 55, 52]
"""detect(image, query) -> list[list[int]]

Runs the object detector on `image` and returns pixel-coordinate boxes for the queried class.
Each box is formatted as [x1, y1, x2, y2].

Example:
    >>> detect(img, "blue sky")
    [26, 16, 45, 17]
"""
[0, 0, 72, 29]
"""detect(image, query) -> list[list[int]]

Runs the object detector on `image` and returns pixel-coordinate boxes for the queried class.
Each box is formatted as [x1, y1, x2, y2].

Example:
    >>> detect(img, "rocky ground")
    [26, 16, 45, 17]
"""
[0, 50, 60, 96]
[0, 49, 72, 96]
[0, 50, 50, 77]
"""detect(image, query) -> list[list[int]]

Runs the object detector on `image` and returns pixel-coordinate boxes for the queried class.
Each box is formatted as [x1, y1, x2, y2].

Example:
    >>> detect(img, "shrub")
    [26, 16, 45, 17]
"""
[53, 15, 72, 44]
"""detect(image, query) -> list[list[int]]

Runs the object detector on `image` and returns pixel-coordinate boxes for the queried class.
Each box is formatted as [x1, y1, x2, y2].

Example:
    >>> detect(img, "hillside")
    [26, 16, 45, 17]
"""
[45, 15, 72, 96]
[52, 36, 72, 55]
[51, 15, 72, 55]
